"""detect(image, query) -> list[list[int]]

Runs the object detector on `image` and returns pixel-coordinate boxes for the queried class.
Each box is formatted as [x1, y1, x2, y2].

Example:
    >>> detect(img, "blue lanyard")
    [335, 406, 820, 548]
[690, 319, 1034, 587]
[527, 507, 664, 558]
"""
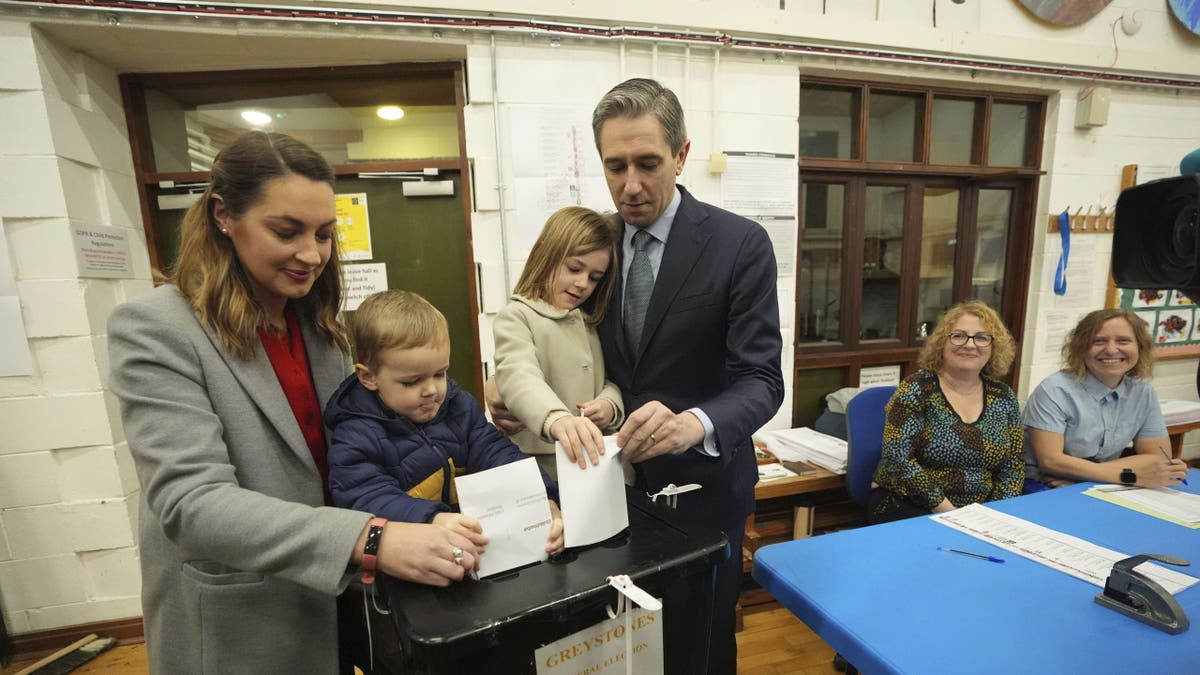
[1054, 210, 1070, 296]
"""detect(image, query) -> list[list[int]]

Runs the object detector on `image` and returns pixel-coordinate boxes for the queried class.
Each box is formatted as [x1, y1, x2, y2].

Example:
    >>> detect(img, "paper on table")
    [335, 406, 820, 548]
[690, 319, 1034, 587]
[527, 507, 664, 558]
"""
[757, 462, 798, 482]
[454, 458, 553, 578]
[932, 503, 1199, 595]
[557, 436, 629, 548]
[1084, 486, 1200, 528]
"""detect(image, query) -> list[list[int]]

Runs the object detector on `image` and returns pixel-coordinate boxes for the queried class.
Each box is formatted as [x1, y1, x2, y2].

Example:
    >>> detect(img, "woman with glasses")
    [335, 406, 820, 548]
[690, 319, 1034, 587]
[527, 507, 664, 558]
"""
[1023, 308, 1188, 490]
[868, 300, 1024, 524]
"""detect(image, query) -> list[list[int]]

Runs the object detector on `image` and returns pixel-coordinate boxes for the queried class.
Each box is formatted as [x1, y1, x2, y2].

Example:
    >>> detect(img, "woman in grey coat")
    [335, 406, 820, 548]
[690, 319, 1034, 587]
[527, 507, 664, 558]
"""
[108, 131, 478, 674]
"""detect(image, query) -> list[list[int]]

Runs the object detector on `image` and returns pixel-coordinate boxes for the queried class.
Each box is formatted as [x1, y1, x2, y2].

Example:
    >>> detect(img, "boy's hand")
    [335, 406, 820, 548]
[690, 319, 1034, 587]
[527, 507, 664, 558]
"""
[550, 415, 604, 469]
[578, 397, 615, 429]
[546, 500, 565, 553]
[432, 512, 489, 551]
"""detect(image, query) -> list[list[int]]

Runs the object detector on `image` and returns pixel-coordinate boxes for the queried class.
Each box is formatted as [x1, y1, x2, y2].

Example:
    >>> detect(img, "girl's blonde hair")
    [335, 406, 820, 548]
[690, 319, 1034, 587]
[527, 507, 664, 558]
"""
[917, 300, 1016, 377]
[1061, 308, 1155, 380]
[513, 206, 619, 325]
[171, 131, 348, 359]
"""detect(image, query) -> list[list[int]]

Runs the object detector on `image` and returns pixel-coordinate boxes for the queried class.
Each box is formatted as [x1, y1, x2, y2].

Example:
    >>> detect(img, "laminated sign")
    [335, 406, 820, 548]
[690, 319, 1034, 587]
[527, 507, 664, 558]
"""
[533, 605, 663, 675]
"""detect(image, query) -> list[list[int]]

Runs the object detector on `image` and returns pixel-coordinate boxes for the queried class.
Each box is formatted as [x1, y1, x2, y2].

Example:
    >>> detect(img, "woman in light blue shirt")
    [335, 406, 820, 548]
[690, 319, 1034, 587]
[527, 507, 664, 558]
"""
[1024, 309, 1189, 488]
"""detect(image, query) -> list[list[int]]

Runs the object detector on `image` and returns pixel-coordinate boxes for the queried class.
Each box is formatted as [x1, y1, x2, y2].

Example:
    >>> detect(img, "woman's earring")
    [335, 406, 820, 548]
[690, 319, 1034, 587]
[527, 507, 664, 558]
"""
[221, 228, 229, 235]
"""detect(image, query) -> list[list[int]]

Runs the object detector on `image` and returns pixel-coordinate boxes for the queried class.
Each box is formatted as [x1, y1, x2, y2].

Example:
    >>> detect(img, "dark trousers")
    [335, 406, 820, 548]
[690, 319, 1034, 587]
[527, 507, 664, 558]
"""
[708, 518, 744, 675]
[866, 487, 933, 525]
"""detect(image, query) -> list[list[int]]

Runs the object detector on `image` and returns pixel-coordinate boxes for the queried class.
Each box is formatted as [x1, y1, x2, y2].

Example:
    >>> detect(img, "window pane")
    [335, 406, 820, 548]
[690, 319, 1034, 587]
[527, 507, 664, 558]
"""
[918, 187, 959, 337]
[931, 98, 979, 165]
[867, 92, 921, 162]
[799, 183, 845, 343]
[861, 186, 905, 340]
[973, 189, 1012, 312]
[144, 78, 460, 171]
[989, 101, 1036, 167]
[799, 86, 857, 159]
[794, 367, 848, 428]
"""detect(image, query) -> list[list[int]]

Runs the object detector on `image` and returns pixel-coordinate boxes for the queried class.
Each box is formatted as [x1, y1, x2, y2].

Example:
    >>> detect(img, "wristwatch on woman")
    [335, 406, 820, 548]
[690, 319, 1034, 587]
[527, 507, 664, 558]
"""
[1120, 468, 1137, 486]
[361, 517, 387, 584]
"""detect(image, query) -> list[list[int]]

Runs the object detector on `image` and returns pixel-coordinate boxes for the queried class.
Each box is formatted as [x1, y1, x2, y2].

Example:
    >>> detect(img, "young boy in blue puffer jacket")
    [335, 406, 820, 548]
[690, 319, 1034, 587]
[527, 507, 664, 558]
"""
[325, 289, 563, 556]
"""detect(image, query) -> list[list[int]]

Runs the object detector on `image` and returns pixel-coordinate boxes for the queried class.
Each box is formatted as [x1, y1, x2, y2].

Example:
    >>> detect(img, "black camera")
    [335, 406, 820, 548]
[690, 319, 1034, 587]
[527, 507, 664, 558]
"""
[1112, 174, 1200, 289]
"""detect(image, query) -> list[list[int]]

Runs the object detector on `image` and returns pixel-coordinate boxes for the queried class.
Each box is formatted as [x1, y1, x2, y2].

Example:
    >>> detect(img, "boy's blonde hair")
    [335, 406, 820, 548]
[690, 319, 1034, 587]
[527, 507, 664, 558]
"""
[352, 290, 449, 370]
[513, 206, 619, 325]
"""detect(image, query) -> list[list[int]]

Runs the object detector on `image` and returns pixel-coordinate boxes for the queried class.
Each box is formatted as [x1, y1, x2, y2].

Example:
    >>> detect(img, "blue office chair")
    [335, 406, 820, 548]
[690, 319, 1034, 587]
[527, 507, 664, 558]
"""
[844, 385, 897, 507]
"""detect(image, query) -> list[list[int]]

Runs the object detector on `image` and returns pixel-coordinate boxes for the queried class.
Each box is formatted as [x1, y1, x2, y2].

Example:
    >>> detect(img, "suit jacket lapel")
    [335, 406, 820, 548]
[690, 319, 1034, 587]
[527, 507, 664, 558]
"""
[635, 189, 710, 360]
[199, 319, 317, 472]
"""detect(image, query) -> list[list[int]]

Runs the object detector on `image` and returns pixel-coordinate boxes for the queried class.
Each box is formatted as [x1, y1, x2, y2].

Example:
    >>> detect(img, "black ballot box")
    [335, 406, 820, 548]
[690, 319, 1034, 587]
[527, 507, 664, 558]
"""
[379, 487, 727, 674]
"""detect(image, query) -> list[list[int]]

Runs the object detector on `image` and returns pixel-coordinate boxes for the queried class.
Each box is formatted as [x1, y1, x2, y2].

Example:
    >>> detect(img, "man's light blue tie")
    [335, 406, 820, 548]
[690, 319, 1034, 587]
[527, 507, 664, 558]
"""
[624, 229, 654, 354]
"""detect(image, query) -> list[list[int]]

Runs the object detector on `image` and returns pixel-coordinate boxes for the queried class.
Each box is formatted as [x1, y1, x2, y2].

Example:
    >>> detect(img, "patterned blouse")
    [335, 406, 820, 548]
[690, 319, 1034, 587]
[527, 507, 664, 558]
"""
[872, 369, 1024, 513]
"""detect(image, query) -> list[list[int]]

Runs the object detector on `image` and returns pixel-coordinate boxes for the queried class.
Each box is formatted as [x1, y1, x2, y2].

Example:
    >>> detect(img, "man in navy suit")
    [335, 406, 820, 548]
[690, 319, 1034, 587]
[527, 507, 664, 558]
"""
[490, 78, 783, 673]
[591, 77, 784, 674]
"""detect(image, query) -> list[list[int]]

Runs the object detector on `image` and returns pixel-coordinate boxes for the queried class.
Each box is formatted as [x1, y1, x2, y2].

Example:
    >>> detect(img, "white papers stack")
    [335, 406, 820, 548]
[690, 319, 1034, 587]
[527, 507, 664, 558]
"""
[755, 427, 848, 474]
[757, 462, 798, 482]
[1160, 399, 1200, 427]
[1087, 485, 1200, 526]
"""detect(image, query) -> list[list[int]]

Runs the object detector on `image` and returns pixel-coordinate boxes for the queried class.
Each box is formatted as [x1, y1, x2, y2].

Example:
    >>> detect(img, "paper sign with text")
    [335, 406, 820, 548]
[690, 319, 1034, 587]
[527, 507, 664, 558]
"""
[534, 606, 663, 675]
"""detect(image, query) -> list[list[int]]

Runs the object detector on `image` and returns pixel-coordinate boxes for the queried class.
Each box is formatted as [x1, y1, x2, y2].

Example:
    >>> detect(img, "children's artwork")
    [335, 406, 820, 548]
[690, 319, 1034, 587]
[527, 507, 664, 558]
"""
[1157, 309, 1192, 344]
[1131, 288, 1169, 308]
[1169, 0, 1200, 34]
[1115, 288, 1200, 359]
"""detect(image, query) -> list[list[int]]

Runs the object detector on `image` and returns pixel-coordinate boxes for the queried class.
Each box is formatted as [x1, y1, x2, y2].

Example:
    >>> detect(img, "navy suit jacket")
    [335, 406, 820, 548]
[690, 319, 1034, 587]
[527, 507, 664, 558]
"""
[598, 185, 784, 523]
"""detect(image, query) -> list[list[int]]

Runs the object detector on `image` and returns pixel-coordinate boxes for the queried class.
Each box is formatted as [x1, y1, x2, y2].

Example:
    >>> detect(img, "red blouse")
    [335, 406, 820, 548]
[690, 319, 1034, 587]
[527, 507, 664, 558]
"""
[259, 307, 331, 503]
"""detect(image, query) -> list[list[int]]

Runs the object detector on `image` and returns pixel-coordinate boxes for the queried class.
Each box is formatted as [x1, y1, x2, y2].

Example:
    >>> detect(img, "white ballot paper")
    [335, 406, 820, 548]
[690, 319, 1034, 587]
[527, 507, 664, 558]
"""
[557, 436, 629, 548]
[454, 458, 553, 578]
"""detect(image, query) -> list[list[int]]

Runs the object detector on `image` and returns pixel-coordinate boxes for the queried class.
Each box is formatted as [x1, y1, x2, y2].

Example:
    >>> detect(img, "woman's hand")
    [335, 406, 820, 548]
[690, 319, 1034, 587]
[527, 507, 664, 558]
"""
[578, 398, 615, 429]
[550, 415, 605, 469]
[1125, 453, 1190, 488]
[375, 521, 480, 586]
[546, 500, 565, 553]
[432, 512, 489, 549]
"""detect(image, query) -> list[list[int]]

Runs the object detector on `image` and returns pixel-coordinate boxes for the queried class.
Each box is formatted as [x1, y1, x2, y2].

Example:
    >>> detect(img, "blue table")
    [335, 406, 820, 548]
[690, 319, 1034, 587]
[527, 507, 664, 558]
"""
[752, 471, 1200, 675]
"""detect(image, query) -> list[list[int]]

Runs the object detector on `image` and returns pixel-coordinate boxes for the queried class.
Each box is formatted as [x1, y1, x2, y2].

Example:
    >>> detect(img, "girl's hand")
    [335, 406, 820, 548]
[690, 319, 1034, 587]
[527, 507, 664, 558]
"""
[550, 415, 605, 468]
[432, 512, 489, 550]
[578, 398, 615, 429]
[546, 500, 565, 553]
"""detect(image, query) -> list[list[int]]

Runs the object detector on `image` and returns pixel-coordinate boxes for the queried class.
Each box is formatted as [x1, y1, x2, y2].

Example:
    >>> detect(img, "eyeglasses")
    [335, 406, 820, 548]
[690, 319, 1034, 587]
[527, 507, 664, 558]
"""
[948, 332, 993, 347]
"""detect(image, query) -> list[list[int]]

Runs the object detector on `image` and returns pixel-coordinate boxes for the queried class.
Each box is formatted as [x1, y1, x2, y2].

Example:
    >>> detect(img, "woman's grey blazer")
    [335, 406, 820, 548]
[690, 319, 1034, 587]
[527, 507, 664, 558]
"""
[108, 285, 366, 674]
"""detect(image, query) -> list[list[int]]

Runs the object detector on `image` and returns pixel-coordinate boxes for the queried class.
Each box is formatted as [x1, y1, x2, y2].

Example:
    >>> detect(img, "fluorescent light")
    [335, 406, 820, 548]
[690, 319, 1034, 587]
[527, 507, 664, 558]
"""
[377, 105, 405, 121]
[241, 110, 272, 126]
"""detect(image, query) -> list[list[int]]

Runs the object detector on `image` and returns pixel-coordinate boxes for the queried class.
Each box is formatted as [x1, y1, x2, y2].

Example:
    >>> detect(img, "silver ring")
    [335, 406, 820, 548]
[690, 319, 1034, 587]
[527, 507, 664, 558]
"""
[451, 547, 464, 566]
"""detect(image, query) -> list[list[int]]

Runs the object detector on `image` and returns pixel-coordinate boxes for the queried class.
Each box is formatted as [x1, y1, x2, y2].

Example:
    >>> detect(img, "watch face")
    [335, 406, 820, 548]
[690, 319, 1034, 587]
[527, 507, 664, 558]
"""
[1121, 468, 1137, 485]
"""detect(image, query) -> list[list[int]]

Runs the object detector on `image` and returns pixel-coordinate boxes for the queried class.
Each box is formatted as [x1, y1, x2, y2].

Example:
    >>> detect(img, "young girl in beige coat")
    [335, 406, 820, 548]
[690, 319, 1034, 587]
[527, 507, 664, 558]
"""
[493, 206, 624, 478]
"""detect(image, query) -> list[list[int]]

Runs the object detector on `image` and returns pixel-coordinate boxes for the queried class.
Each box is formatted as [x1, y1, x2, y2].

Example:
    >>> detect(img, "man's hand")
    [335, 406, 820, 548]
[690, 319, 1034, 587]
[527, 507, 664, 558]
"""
[484, 377, 526, 436]
[616, 401, 705, 464]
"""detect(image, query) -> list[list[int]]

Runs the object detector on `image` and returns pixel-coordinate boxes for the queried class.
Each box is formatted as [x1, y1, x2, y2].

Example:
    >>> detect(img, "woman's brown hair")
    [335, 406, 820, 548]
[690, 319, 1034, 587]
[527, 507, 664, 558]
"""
[1061, 308, 1155, 380]
[512, 206, 619, 325]
[171, 131, 348, 359]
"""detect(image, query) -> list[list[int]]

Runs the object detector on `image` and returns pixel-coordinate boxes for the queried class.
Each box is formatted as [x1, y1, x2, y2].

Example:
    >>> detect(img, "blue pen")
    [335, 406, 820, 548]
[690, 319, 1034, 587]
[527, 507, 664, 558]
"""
[937, 546, 1004, 563]
[1160, 446, 1189, 486]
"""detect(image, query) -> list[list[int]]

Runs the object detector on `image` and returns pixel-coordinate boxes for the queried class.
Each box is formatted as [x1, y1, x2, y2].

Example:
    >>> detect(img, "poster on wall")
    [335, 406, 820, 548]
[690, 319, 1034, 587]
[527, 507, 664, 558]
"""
[1117, 288, 1200, 358]
[721, 152, 798, 277]
[335, 193, 373, 261]
[342, 262, 388, 312]
[1168, 0, 1200, 34]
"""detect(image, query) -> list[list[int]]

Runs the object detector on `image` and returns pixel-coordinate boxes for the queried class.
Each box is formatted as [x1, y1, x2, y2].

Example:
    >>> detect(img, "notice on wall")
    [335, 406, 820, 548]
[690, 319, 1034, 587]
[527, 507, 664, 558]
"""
[342, 262, 387, 312]
[722, 153, 798, 278]
[859, 365, 901, 388]
[71, 225, 133, 278]
[0, 223, 33, 376]
[753, 216, 797, 276]
[335, 193, 373, 261]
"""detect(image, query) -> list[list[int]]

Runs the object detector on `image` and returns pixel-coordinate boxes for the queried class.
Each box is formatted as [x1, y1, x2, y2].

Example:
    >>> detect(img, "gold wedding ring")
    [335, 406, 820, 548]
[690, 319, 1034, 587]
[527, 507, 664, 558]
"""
[451, 547, 464, 566]
[649, 433, 657, 444]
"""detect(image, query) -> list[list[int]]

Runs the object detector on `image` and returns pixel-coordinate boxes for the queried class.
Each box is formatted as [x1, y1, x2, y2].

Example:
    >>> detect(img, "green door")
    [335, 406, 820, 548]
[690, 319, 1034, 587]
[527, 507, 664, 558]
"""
[335, 172, 481, 400]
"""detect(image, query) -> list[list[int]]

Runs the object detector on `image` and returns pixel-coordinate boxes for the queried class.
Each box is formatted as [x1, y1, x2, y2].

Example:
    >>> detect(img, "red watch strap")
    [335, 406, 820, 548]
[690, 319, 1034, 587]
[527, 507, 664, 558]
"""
[361, 517, 387, 584]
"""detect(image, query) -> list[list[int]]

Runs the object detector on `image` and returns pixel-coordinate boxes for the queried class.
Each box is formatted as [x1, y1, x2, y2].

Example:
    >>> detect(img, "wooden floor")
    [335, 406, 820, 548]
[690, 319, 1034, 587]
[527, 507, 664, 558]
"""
[2, 603, 836, 674]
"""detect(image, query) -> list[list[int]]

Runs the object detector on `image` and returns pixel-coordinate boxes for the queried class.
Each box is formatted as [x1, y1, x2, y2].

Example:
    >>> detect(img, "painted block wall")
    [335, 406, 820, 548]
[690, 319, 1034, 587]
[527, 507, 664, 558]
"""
[0, 0, 1197, 633]
[0, 22, 148, 634]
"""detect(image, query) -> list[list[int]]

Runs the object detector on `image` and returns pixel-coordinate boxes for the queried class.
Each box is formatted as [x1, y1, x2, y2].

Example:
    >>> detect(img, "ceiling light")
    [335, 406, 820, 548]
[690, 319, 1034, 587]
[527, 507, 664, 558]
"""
[241, 110, 272, 126]
[377, 106, 405, 121]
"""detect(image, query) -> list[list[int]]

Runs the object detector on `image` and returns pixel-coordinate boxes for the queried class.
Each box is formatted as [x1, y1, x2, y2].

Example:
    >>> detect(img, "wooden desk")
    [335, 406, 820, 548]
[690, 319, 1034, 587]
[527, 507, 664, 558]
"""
[745, 462, 847, 554]
[1167, 420, 1200, 458]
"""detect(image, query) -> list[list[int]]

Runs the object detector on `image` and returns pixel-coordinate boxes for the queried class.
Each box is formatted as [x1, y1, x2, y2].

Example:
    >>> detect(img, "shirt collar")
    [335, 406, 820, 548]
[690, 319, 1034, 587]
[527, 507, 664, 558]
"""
[1081, 369, 1132, 402]
[623, 186, 681, 247]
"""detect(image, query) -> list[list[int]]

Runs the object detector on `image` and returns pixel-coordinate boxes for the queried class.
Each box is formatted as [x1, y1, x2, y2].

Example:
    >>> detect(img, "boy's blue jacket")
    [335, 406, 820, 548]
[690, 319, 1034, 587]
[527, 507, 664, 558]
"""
[325, 374, 558, 524]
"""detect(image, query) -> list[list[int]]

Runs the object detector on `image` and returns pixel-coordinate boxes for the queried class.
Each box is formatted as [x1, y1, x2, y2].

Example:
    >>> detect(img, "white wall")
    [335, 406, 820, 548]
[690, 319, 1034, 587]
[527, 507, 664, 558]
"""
[0, 22, 151, 633]
[0, 0, 1198, 633]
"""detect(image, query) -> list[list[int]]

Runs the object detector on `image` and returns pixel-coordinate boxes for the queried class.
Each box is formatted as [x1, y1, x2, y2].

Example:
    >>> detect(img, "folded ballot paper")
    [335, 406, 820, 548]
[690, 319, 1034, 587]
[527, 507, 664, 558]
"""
[454, 458, 553, 578]
[754, 427, 848, 474]
[557, 436, 629, 548]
